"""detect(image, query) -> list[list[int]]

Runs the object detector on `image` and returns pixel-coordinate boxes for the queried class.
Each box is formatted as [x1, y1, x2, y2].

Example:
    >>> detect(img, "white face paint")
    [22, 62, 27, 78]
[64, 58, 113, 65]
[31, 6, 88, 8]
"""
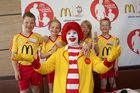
[66, 30, 79, 46]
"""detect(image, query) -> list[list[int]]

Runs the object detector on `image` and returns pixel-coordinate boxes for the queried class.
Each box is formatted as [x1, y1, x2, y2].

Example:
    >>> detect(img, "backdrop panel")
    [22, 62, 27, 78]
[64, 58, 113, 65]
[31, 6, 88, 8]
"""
[21, 0, 140, 67]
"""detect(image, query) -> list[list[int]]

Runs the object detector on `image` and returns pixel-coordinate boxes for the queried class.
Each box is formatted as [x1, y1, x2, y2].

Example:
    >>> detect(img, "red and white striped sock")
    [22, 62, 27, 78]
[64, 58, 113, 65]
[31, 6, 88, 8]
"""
[66, 46, 82, 93]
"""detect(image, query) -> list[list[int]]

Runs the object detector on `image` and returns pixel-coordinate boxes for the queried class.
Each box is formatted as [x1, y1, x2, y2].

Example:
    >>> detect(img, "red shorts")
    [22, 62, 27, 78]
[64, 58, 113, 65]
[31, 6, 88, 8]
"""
[99, 68, 118, 78]
[46, 71, 55, 83]
[99, 60, 118, 78]
[18, 64, 43, 90]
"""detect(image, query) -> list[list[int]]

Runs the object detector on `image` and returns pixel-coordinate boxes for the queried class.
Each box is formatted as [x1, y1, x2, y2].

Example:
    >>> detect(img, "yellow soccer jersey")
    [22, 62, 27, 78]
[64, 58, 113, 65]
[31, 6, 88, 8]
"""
[10, 32, 43, 65]
[97, 35, 117, 60]
[41, 35, 66, 54]
[80, 37, 92, 46]
[84, 37, 92, 44]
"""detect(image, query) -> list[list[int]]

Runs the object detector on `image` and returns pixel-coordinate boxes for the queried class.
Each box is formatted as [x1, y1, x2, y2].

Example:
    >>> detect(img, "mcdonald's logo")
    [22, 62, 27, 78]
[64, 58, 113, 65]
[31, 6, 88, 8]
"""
[102, 47, 111, 56]
[21, 45, 33, 55]
[124, 4, 135, 13]
[60, 8, 71, 17]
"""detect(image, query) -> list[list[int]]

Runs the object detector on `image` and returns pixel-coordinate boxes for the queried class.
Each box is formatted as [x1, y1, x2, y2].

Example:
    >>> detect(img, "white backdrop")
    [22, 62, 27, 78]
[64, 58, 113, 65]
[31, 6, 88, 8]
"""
[21, 0, 140, 67]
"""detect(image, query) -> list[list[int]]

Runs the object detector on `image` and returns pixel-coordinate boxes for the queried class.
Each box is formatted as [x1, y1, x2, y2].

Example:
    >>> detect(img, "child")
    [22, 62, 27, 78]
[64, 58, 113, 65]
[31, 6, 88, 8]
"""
[33, 21, 121, 93]
[80, 20, 93, 56]
[10, 11, 43, 93]
[94, 18, 119, 93]
[40, 17, 65, 93]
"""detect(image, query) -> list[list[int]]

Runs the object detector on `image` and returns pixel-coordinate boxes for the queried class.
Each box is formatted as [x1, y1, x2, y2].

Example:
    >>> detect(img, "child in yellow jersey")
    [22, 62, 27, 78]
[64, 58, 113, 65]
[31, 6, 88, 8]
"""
[40, 17, 66, 93]
[94, 18, 119, 93]
[80, 20, 93, 56]
[10, 11, 43, 93]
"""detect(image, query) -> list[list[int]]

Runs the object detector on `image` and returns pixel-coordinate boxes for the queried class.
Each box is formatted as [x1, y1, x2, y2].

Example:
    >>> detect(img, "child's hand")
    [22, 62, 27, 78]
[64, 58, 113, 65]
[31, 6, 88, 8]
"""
[93, 32, 98, 44]
[43, 35, 49, 43]
[15, 71, 21, 80]
[55, 42, 63, 48]
[107, 46, 121, 62]
[82, 43, 90, 56]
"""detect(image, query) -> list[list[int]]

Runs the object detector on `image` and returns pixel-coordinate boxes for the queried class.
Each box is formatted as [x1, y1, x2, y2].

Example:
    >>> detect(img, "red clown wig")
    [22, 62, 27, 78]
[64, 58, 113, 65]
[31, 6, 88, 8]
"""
[61, 21, 84, 43]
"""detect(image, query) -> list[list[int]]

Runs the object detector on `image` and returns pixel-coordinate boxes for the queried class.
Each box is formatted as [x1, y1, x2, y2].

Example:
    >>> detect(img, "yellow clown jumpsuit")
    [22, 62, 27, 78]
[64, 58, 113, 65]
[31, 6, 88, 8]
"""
[37, 45, 111, 93]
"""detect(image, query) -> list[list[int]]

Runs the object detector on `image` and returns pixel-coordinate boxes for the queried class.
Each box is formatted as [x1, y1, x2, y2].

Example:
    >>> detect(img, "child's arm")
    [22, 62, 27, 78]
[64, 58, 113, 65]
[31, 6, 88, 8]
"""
[40, 52, 51, 59]
[93, 32, 99, 55]
[114, 37, 120, 74]
[11, 52, 21, 80]
[55, 42, 63, 48]
[40, 46, 57, 59]
[114, 59, 119, 74]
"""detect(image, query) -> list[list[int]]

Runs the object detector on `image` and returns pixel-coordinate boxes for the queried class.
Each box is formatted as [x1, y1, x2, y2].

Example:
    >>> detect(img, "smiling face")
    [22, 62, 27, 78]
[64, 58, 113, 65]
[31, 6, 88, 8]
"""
[81, 23, 90, 37]
[100, 20, 111, 34]
[23, 16, 35, 33]
[49, 22, 61, 37]
[66, 30, 79, 46]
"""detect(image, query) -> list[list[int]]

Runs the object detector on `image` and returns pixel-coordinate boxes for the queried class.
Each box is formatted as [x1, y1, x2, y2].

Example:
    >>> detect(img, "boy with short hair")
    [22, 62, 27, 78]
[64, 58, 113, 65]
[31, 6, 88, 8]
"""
[94, 18, 119, 93]
[10, 11, 43, 93]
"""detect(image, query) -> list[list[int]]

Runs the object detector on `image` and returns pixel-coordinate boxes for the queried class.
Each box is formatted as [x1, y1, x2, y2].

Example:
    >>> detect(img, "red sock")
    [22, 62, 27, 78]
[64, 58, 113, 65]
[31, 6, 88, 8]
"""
[100, 89, 106, 93]
[111, 87, 117, 92]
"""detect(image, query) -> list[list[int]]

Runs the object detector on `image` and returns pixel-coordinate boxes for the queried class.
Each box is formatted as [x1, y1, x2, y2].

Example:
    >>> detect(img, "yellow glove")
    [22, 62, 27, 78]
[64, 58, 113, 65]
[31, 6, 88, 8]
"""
[11, 53, 34, 63]
[11, 54, 23, 61]
[107, 46, 121, 62]
[19, 53, 34, 62]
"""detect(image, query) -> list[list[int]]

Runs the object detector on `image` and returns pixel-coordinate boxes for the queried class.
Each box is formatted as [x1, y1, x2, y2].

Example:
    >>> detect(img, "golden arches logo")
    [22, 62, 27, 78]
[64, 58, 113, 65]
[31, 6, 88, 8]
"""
[124, 4, 135, 13]
[102, 47, 111, 56]
[21, 45, 33, 55]
[60, 8, 71, 17]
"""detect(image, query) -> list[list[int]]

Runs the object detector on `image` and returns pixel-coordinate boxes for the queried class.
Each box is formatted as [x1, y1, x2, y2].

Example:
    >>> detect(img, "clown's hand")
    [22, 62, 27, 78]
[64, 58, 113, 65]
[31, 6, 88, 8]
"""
[11, 53, 34, 63]
[11, 54, 22, 61]
[19, 53, 34, 62]
[107, 46, 121, 62]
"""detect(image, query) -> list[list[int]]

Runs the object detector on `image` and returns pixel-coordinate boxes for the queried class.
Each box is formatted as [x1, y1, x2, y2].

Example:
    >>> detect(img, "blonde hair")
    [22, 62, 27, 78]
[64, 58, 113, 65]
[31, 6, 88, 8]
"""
[80, 20, 92, 38]
[48, 17, 61, 29]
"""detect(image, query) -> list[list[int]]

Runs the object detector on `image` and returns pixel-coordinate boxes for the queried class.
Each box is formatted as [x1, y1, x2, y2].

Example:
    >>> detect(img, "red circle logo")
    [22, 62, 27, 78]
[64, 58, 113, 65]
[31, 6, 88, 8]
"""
[127, 29, 140, 55]
[85, 58, 91, 64]
[24, 2, 54, 27]
[90, 0, 119, 22]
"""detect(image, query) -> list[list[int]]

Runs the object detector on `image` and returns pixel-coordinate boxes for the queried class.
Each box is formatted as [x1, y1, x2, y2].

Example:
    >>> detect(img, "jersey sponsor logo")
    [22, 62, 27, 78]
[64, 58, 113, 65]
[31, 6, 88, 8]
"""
[29, 38, 37, 43]
[124, 4, 135, 13]
[106, 41, 113, 46]
[21, 45, 33, 55]
[85, 58, 91, 64]
[102, 47, 111, 56]
[60, 8, 71, 17]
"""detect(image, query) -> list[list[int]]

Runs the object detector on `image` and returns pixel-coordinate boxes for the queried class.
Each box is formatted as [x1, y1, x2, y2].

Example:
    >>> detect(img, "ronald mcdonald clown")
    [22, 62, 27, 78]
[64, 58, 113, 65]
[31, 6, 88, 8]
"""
[15, 21, 121, 93]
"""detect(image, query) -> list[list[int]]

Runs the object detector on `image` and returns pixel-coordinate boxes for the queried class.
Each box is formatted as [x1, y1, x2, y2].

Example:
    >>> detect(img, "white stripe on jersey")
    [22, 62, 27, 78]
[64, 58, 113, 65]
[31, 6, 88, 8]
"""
[68, 49, 81, 53]
[69, 64, 78, 69]
[67, 84, 79, 89]
[67, 73, 79, 79]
